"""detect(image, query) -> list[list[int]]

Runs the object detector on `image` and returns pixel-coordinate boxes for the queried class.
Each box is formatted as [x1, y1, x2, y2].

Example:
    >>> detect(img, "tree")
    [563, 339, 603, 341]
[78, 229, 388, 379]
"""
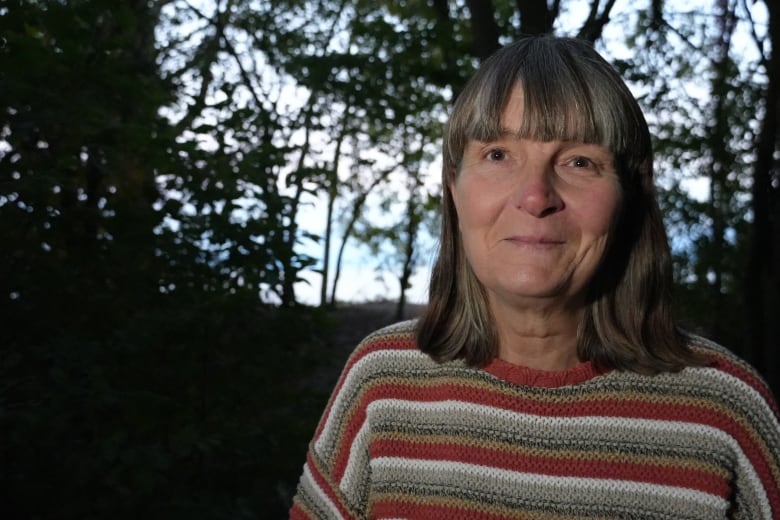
[0, 0, 171, 339]
[699, 0, 743, 342]
[745, 0, 780, 394]
[287, 0, 462, 306]
[3, 2, 778, 516]
[153, 0, 326, 305]
[615, 0, 774, 393]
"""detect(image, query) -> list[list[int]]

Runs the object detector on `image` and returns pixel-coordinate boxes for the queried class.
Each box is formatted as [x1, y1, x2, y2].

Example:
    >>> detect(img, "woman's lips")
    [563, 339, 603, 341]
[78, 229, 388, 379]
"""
[502, 236, 566, 253]
[504, 235, 565, 246]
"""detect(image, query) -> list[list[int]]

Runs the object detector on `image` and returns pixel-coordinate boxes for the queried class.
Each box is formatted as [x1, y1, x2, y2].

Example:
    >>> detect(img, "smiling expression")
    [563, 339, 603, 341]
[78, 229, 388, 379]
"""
[450, 86, 624, 312]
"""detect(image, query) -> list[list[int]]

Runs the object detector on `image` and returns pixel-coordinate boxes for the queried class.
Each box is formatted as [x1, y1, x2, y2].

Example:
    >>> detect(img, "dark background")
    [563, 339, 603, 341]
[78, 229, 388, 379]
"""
[1, 1, 778, 518]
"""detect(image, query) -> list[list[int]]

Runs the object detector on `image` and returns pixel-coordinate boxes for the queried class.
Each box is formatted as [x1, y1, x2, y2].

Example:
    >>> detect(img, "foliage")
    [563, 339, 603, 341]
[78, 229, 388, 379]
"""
[2, 289, 332, 518]
[1, 0, 779, 517]
[0, 0, 170, 319]
[616, 1, 768, 354]
[154, 1, 322, 305]
[0, 1, 331, 517]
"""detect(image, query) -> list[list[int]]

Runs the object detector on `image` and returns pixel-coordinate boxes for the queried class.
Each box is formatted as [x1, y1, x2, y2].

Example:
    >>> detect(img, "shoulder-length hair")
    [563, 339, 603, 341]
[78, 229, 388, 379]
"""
[416, 35, 703, 375]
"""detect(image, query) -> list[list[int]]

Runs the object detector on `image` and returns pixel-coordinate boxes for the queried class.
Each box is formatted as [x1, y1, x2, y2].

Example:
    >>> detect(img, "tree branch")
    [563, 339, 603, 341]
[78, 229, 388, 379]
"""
[464, 0, 501, 59]
[515, 0, 554, 35]
[576, 0, 619, 43]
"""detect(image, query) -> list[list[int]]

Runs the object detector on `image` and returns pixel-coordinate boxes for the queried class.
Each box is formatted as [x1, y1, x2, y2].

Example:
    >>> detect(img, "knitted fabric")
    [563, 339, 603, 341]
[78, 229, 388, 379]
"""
[290, 320, 780, 519]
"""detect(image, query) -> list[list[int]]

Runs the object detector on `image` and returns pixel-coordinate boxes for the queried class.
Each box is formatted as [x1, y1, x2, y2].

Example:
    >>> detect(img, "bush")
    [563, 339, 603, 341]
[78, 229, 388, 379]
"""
[1, 290, 333, 519]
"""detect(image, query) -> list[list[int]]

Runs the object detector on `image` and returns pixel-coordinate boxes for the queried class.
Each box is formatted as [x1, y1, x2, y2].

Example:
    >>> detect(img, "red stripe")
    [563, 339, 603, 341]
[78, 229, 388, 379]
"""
[355, 377, 767, 442]
[319, 338, 780, 514]
[324, 339, 420, 481]
[303, 451, 355, 519]
[313, 336, 415, 439]
[690, 353, 780, 512]
[372, 499, 519, 520]
[330, 403, 368, 482]
[288, 503, 308, 519]
[371, 437, 731, 497]
[356, 379, 732, 420]
[354, 380, 779, 508]
[706, 352, 780, 417]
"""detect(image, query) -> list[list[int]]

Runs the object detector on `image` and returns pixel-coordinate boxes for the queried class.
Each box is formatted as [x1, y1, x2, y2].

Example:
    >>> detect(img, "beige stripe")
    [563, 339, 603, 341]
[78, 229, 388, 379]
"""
[371, 430, 729, 479]
[371, 457, 728, 519]
[367, 398, 736, 465]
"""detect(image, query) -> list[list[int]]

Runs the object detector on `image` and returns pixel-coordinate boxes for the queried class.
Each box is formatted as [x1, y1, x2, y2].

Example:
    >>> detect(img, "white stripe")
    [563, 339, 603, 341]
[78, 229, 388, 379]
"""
[367, 396, 753, 437]
[301, 463, 346, 519]
[367, 398, 773, 517]
[646, 365, 778, 518]
[339, 418, 371, 498]
[372, 457, 728, 511]
[313, 347, 777, 519]
[315, 350, 425, 455]
[684, 364, 780, 433]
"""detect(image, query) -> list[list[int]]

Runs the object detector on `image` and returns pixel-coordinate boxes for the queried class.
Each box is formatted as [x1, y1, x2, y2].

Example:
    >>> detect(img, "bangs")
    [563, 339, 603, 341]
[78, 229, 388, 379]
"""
[466, 52, 612, 146]
[445, 37, 647, 177]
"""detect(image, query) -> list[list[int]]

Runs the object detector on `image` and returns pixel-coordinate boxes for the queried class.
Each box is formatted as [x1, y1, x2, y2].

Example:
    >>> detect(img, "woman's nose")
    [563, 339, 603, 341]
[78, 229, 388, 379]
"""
[511, 165, 564, 218]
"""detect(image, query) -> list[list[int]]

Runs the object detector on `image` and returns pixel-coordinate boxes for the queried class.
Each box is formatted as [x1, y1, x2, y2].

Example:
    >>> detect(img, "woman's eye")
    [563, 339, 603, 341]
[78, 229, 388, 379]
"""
[485, 148, 506, 161]
[571, 156, 593, 168]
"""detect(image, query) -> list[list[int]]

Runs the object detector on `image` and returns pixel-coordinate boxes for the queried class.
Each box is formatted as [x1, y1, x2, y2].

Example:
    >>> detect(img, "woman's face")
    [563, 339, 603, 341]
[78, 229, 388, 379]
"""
[450, 86, 623, 311]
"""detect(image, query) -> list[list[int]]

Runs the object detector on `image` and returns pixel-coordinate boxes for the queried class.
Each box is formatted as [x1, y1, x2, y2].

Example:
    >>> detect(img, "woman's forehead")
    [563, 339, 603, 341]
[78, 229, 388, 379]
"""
[497, 86, 525, 134]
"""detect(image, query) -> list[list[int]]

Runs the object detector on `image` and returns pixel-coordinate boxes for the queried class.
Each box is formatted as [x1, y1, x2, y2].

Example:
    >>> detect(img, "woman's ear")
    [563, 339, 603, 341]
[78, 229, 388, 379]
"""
[447, 180, 462, 232]
[447, 176, 458, 208]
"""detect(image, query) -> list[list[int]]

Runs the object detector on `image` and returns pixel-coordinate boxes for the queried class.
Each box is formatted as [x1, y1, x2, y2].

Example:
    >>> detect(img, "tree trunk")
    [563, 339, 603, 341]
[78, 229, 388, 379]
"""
[576, 0, 618, 42]
[464, 0, 501, 59]
[280, 105, 314, 306]
[320, 182, 336, 307]
[746, 0, 780, 396]
[320, 130, 346, 308]
[705, 0, 737, 341]
[515, 0, 556, 35]
[329, 165, 394, 306]
[395, 184, 420, 322]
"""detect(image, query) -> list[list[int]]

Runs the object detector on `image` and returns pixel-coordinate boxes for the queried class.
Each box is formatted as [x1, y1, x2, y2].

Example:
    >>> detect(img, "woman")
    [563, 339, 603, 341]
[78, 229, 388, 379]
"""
[291, 36, 780, 519]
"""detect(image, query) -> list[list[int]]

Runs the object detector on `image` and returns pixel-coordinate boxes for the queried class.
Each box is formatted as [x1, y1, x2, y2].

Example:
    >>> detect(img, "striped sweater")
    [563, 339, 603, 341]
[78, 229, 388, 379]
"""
[290, 320, 780, 519]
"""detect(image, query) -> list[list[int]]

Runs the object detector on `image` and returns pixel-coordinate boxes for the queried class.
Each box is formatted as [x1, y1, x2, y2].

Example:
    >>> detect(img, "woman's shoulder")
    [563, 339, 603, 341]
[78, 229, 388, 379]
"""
[358, 318, 419, 345]
[598, 333, 777, 417]
[684, 333, 771, 385]
[349, 318, 419, 360]
[675, 332, 779, 415]
[338, 319, 443, 379]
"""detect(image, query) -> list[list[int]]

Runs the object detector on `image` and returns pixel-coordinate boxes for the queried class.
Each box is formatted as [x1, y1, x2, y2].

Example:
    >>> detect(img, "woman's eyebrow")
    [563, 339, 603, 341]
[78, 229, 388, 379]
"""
[488, 127, 520, 139]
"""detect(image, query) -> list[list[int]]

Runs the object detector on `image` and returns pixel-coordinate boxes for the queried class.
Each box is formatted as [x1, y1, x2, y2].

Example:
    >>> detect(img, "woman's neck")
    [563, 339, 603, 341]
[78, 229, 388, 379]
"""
[490, 298, 583, 371]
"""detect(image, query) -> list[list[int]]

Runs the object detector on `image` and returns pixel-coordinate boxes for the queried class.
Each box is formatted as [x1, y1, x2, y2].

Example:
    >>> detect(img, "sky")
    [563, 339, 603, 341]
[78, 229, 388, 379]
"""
[292, 164, 439, 306]
[287, 0, 731, 307]
[161, 0, 768, 307]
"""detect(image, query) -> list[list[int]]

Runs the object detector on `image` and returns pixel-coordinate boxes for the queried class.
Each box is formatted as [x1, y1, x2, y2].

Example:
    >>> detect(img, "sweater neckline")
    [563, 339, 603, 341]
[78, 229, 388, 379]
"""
[483, 357, 607, 388]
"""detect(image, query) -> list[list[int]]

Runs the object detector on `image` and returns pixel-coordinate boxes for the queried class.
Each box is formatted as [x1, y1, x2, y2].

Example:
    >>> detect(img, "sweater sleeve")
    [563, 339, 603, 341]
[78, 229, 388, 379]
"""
[728, 374, 780, 519]
[289, 335, 384, 519]
[288, 449, 362, 519]
[694, 340, 780, 519]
